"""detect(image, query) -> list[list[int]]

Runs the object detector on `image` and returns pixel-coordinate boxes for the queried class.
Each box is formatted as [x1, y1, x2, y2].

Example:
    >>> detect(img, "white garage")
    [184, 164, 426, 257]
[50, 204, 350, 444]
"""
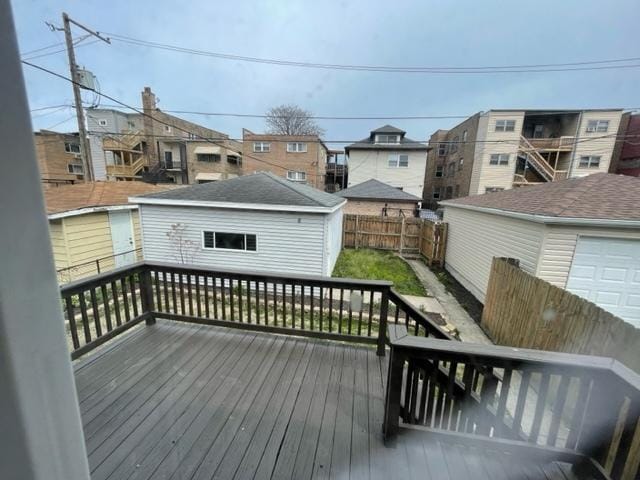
[440, 173, 640, 327]
[566, 237, 640, 323]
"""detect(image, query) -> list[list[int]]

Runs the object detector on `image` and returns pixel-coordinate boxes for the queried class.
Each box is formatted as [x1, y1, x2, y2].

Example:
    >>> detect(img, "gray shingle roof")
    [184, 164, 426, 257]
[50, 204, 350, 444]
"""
[371, 125, 406, 134]
[441, 173, 640, 221]
[136, 172, 344, 209]
[345, 124, 429, 152]
[335, 179, 421, 202]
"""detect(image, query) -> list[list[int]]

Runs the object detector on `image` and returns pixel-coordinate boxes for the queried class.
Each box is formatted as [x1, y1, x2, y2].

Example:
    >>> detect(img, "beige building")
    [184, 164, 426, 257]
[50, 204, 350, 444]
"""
[423, 109, 626, 205]
[335, 178, 419, 216]
[34, 130, 85, 187]
[185, 139, 243, 184]
[440, 174, 640, 326]
[345, 125, 430, 197]
[46, 182, 174, 283]
[87, 87, 238, 184]
[241, 129, 328, 190]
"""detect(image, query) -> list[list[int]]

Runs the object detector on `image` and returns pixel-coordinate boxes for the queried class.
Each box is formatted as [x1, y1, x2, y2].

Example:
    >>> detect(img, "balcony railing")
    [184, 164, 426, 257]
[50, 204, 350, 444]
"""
[383, 325, 640, 480]
[59, 261, 452, 360]
[526, 136, 575, 151]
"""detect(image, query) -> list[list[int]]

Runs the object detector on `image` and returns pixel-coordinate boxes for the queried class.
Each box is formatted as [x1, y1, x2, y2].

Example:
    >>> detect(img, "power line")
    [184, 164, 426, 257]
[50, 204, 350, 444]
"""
[30, 104, 69, 112]
[105, 32, 640, 74]
[22, 38, 101, 61]
[21, 60, 323, 178]
[20, 41, 65, 57]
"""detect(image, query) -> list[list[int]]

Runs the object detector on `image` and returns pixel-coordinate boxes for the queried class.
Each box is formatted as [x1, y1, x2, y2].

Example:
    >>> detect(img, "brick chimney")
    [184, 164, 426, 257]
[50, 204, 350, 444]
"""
[141, 87, 159, 165]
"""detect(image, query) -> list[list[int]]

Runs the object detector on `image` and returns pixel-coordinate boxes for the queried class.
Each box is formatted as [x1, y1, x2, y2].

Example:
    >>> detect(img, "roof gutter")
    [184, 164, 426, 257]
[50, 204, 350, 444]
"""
[439, 202, 640, 229]
[48, 204, 137, 220]
[129, 196, 346, 214]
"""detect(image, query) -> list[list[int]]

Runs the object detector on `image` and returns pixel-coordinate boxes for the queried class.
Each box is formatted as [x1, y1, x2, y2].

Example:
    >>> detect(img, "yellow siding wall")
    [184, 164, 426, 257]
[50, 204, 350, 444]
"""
[48, 220, 69, 270]
[64, 212, 115, 276]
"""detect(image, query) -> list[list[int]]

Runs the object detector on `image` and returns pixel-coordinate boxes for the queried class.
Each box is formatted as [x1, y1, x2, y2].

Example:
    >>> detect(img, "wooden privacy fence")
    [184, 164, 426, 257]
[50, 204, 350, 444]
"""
[482, 257, 640, 373]
[342, 214, 447, 266]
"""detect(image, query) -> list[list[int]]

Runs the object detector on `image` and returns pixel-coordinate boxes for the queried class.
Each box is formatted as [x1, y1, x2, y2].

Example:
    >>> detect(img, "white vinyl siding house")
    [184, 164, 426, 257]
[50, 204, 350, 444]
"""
[347, 150, 427, 197]
[570, 111, 622, 177]
[132, 172, 345, 276]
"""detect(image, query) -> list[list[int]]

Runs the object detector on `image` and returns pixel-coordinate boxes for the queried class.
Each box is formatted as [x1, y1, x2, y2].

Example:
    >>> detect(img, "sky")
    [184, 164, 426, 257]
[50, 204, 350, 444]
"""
[13, 0, 640, 149]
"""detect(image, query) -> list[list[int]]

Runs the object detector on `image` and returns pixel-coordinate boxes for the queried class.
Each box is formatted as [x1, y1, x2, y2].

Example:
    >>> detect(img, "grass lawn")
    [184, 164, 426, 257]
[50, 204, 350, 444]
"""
[332, 248, 426, 296]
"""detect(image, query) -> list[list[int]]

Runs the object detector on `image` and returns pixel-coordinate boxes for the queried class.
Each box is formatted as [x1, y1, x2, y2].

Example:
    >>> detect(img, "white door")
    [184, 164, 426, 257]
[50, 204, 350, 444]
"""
[109, 210, 136, 267]
[566, 236, 640, 326]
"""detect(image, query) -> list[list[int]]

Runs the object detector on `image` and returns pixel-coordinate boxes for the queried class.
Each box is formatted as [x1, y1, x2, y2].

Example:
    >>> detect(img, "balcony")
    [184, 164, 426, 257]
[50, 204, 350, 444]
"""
[526, 136, 575, 151]
[61, 262, 640, 479]
[105, 155, 146, 178]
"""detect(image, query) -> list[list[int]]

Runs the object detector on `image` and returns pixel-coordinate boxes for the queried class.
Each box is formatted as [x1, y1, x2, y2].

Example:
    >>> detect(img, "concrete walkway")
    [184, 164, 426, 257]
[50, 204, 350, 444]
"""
[405, 258, 492, 345]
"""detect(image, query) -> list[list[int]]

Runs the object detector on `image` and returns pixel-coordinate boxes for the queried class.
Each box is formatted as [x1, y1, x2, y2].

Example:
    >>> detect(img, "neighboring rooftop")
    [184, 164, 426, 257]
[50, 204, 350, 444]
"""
[335, 179, 420, 202]
[45, 181, 176, 215]
[133, 172, 345, 209]
[441, 173, 640, 221]
[345, 124, 429, 152]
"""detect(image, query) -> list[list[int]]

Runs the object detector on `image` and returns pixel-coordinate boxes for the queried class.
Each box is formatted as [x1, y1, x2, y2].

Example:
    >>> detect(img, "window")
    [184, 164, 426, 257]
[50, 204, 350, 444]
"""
[98, 119, 107, 126]
[578, 155, 601, 168]
[447, 162, 456, 177]
[489, 153, 510, 165]
[435, 164, 444, 177]
[533, 125, 545, 138]
[437, 143, 448, 156]
[164, 125, 172, 133]
[67, 164, 83, 174]
[432, 187, 441, 200]
[227, 155, 240, 165]
[462, 130, 468, 142]
[286, 170, 307, 182]
[286, 142, 307, 153]
[376, 134, 399, 144]
[445, 186, 453, 199]
[388, 154, 409, 168]
[454, 185, 460, 197]
[127, 121, 136, 128]
[586, 120, 609, 133]
[253, 142, 270, 153]
[485, 187, 505, 193]
[450, 136, 459, 153]
[64, 142, 80, 153]
[197, 153, 220, 163]
[203, 231, 257, 251]
[164, 150, 173, 168]
[186, 132, 197, 140]
[495, 119, 516, 132]
[458, 158, 464, 170]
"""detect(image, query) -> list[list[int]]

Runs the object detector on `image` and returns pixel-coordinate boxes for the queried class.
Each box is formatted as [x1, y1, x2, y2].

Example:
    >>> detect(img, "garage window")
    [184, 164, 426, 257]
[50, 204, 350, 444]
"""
[203, 231, 257, 251]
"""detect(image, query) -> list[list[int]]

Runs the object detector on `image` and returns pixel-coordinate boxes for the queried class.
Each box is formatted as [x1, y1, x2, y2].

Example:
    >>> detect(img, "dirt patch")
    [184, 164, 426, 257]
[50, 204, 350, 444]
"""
[429, 266, 484, 324]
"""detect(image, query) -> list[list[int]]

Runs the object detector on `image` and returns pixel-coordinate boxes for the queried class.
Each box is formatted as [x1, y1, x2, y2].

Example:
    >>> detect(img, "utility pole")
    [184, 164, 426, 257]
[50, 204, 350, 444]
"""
[61, 12, 110, 182]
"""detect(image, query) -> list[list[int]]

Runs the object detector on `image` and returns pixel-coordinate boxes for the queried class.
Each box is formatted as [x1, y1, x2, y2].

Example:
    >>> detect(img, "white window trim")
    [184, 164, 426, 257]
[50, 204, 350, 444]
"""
[489, 153, 510, 166]
[201, 230, 258, 253]
[495, 119, 516, 132]
[286, 170, 307, 182]
[376, 134, 400, 145]
[435, 165, 444, 177]
[67, 163, 84, 174]
[578, 155, 602, 168]
[253, 142, 271, 153]
[286, 142, 307, 153]
[388, 153, 409, 168]
[164, 125, 172, 133]
[586, 120, 609, 133]
[432, 187, 441, 200]
[98, 119, 108, 126]
[64, 142, 80, 154]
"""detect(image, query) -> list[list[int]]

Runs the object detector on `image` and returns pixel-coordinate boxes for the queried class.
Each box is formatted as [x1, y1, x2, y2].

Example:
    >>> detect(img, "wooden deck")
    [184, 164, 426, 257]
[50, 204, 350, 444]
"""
[75, 320, 585, 480]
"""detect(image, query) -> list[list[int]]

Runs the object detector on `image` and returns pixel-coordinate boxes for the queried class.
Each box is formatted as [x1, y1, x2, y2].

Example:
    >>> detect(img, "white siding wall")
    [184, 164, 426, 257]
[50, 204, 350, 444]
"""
[139, 205, 328, 275]
[324, 207, 344, 276]
[443, 206, 545, 302]
[537, 225, 640, 288]
[469, 111, 524, 195]
[347, 149, 428, 197]
[570, 111, 623, 177]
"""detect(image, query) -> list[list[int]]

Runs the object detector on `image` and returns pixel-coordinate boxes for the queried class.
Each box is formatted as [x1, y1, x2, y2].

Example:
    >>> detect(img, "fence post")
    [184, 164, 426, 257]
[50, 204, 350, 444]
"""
[355, 215, 359, 249]
[383, 346, 404, 442]
[377, 287, 389, 356]
[140, 267, 155, 325]
[399, 216, 405, 254]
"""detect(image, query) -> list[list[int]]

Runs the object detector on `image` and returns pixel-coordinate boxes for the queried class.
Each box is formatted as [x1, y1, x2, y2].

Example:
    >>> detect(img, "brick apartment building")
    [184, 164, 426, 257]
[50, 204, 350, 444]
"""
[616, 114, 640, 176]
[241, 129, 328, 190]
[34, 130, 86, 187]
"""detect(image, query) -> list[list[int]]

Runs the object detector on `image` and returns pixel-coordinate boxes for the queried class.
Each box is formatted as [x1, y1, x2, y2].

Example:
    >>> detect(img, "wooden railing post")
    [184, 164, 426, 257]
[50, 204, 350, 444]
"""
[383, 345, 404, 442]
[140, 267, 155, 325]
[377, 287, 389, 356]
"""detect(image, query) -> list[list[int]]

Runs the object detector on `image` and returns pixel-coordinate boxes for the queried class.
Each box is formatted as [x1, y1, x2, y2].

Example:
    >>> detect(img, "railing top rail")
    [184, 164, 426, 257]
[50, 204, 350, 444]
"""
[60, 261, 147, 294]
[388, 325, 640, 391]
[146, 261, 394, 289]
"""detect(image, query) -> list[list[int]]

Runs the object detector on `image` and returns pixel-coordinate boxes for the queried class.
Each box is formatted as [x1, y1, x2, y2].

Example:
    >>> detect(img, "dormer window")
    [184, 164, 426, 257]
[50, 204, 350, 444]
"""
[376, 134, 400, 144]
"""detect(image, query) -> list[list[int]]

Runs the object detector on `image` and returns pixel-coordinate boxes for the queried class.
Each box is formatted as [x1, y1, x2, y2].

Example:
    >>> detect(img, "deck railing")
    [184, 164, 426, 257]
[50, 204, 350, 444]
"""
[59, 261, 451, 360]
[383, 325, 640, 480]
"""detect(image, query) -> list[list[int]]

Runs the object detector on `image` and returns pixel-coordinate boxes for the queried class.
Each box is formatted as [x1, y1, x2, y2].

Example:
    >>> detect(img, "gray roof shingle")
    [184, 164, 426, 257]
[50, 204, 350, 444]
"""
[441, 173, 640, 221]
[345, 124, 429, 152]
[335, 179, 421, 202]
[135, 172, 344, 209]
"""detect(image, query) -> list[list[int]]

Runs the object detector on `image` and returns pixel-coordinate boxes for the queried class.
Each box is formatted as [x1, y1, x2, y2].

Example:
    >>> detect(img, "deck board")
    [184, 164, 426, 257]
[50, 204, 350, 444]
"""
[75, 320, 592, 480]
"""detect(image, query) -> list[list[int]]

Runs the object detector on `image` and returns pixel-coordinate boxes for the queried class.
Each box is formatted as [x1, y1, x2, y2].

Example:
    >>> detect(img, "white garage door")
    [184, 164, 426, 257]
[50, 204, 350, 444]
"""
[566, 236, 640, 327]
